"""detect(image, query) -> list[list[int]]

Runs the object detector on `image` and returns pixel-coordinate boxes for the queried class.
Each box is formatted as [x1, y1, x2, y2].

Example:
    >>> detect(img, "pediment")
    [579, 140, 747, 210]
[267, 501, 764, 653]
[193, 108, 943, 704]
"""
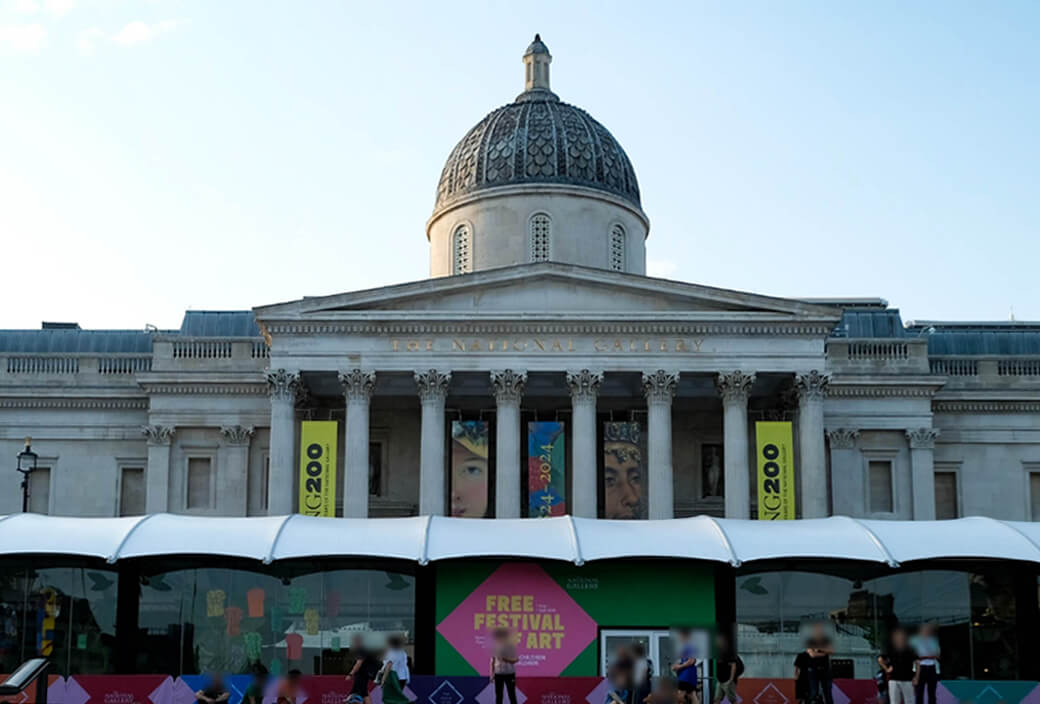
[255, 263, 839, 322]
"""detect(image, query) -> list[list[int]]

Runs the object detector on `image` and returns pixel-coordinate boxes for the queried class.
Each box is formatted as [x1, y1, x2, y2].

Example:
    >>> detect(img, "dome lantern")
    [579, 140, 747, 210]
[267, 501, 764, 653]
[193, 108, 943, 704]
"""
[521, 33, 556, 100]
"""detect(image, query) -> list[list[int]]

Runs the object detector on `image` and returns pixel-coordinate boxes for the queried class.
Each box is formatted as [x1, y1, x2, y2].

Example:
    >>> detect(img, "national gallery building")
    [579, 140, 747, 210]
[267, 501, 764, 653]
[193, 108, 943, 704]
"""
[1, 37, 1040, 689]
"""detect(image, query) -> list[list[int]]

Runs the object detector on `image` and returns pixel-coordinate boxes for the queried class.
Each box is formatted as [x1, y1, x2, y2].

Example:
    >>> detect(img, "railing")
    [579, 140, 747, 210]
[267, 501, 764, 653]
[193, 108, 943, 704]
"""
[171, 340, 233, 359]
[930, 358, 979, 376]
[999, 359, 1040, 376]
[251, 341, 270, 359]
[6, 357, 80, 374]
[847, 341, 910, 361]
[98, 357, 152, 375]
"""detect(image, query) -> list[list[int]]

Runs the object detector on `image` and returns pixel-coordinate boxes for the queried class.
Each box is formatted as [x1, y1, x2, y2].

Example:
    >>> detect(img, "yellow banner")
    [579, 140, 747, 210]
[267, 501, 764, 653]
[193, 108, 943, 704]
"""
[755, 421, 795, 520]
[299, 420, 337, 517]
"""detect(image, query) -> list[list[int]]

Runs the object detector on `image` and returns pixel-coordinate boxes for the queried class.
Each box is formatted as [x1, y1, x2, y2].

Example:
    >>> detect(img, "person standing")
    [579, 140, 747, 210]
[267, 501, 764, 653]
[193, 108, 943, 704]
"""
[911, 623, 940, 704]
[349, 635, 382, 704]
[383, 634, 410, 689]
[805, 624, 834, 704]
[243, 665, 268, 704]
[632, 642, 653, 704]
[490, 627, 519, 704]
[712, 634, 742, 704]
[878, 628, 915, 704]
[671, 630, 700, 704]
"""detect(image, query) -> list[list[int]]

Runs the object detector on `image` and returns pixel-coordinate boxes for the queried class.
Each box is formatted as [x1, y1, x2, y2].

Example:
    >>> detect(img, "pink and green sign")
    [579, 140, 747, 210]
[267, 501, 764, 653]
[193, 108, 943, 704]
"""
[435, 560, 714, 676]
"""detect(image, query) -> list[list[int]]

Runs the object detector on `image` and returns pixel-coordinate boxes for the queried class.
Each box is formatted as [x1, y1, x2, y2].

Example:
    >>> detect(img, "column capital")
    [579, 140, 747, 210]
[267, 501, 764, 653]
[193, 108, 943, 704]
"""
[827, 428, 860, 449]
[566, 369, 603, 402]
[414, 369, 452, 402]
[643, 370, 679, 403]
[221, 425, 255, 445]
[265, 368, 301, 402]
[794, 369, 831, 402]
[141, 424, 175, 446]
[715, 371, 755, 404]
[907, 427, 940, 449]
[339, 369, 376, 402]
[491, 369, 527, 403]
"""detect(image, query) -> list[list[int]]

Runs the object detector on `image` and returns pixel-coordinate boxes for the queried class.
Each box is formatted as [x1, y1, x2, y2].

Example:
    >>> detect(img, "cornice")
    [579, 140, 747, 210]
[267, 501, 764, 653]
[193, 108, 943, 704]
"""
[140, 383, 268, 395]
[261, 320, 836, 337]
[933, 400, 1040, 413]
[0, 397, 148, 410]
[827, 376, 945, 399]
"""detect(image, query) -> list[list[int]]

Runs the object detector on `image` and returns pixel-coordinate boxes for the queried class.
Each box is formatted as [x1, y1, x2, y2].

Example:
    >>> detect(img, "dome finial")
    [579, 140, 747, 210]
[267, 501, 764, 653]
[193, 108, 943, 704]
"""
[523, 33, 552, 93]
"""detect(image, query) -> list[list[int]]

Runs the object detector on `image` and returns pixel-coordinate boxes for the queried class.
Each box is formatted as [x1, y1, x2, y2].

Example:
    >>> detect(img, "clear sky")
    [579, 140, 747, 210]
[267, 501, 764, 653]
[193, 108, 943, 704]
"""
[1, 0, 1038, 330]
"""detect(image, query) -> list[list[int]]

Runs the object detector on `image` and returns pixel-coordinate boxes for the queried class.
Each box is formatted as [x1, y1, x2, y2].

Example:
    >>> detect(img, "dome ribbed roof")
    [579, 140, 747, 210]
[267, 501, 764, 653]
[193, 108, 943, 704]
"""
[434, 98, 642, 212]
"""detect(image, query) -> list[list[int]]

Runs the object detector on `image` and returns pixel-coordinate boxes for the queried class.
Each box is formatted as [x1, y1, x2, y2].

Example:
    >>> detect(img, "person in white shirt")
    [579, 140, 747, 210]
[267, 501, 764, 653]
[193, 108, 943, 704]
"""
[911, 623, 940, 704]
[383, 634, 410, 688]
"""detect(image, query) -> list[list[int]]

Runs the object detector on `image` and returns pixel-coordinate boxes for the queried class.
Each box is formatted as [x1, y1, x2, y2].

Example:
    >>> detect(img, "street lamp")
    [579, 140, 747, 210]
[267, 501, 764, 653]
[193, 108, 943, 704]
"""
[16, 437, 38, 513]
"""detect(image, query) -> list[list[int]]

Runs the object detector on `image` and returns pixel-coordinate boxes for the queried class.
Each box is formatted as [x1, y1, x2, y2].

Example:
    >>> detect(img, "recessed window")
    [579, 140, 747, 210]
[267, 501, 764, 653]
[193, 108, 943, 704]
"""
[530, 213, 551, 262]
[261, 454, 270, 512]
[29, 467, 51, 514]
[609, 224, 626, 272]
[452, 224, 472, 274]
[187, 457, 213, 510]
[934, 471, 958, 519]
[1030, 473, 1040, 520]
[119, 466, 146, 516]
[868, 460, 893, 513]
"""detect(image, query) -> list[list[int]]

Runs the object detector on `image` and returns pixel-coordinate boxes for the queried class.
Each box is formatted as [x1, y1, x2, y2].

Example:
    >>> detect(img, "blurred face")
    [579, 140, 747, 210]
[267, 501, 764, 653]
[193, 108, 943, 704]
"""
[604, 444, 641, 519]
[892, 630, 907, 648]
[452, 440, 488, 517]
[352, 634, 364, 652]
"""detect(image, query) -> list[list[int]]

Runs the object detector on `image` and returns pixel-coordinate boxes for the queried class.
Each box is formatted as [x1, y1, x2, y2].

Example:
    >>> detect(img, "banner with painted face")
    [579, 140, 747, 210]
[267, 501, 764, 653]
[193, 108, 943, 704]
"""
[451, 420, 490, 518]
[602, 421, 646, 519]
[527, 422, 566, 517]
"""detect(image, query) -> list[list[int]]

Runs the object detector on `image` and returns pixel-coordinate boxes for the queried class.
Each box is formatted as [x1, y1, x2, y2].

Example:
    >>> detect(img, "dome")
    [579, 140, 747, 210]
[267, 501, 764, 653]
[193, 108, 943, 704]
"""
[433, 37, 641, 215]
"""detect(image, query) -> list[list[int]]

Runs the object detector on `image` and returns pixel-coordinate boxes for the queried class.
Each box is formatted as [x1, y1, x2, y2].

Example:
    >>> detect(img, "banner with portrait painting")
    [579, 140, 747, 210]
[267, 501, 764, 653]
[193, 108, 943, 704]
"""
[451, 420, 490, 518]
[602, 421, 646, 519]
[527, 421, 566, 517]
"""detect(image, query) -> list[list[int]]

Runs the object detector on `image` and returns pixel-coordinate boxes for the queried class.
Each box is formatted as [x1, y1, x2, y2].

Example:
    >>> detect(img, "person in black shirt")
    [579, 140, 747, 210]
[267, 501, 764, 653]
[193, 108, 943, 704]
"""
[195, 673, 230, 704]
[348, 635, 383, 704]
[877, 628, 916, 704]
[712, 634, 743, 704]
[803, 624, 834, 704]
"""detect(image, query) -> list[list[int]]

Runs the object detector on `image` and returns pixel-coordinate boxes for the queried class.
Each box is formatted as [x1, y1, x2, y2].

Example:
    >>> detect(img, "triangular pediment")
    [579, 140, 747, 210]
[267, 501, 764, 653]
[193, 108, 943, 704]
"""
[255, 263, 839, 322]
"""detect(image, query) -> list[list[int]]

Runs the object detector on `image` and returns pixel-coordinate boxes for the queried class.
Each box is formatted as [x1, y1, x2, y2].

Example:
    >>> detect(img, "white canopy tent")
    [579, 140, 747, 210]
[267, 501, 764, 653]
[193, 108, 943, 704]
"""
[0, 513, 1037, 567]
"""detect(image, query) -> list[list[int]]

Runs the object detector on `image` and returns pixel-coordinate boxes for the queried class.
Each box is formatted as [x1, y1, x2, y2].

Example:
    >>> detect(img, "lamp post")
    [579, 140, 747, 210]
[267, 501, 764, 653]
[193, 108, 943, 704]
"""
[16, 437, 38, 513]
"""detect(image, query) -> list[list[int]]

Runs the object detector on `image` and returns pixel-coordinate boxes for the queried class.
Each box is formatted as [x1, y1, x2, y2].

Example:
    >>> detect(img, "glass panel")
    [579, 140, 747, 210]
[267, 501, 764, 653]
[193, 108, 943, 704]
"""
[868, 461, 893, 513]
[187, 458, 212, 510]
[137, 567, 415, 676]
[934, 472, 957, 520]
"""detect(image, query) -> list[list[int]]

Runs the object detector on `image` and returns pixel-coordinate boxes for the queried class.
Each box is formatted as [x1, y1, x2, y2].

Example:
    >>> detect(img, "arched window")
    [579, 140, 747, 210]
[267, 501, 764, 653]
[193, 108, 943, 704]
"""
[452, 224, 472, 274]
[529, 213, 551, 262]
[609, 224, 626, 272]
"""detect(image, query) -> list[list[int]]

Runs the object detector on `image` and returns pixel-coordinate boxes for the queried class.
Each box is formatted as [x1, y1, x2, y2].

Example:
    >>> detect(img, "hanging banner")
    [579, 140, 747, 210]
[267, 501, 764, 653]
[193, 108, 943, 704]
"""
[298, 420, 337, 517]
[755, 421, 795, 520]
[528, 421, 566, 517]
[602, 421, 646, 519]
[451, 420, 490, 518]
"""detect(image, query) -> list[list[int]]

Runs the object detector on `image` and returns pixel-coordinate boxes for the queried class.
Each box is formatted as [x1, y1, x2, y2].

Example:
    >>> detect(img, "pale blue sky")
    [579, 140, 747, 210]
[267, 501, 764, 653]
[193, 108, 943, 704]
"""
[1, 1, 1038, 329]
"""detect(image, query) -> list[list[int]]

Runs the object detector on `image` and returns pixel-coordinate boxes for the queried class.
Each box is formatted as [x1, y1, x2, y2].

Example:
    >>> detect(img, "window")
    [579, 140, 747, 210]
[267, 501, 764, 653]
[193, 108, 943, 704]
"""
[452, 223, 472, 274]
[529, 213, 551, 262]
[1031, 473, 1040, 520]
[187, 457, 213, 510]
[609, 224, 626, 271]
[935, 470, 958, 519]
[868, 460, 893, 513]
[29, 467, 50, 514]
[261, 454, 270, 512]
[119, 466, 146, 516]
[369, 441, 383, 496]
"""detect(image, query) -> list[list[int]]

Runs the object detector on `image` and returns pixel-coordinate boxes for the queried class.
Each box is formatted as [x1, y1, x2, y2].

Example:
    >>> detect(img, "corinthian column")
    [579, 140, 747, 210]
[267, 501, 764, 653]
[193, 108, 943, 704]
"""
[415, 370, 451, 516]
[907, 428, 940, 520]
[266, 369, 300, 515]
[339, 370, 376, 518]
[795, 370, 830, 518]
[142, 425, 175, 513]
[491, 370, 526, 519]
[715, 371, 754, 519]
[643, 370, 678, 520]
[567, 370, 602, 518]
[220, 425, 254, 516]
